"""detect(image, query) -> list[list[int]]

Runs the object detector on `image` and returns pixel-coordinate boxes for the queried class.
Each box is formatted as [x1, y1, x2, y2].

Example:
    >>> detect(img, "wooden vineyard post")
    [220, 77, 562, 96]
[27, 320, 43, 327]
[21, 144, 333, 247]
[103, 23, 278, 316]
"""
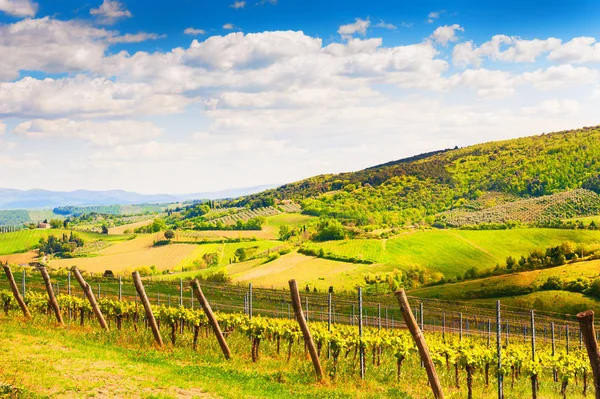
[191, 279, 231, 360]
[530, 310, 537, 399]
[132, 271, 163, 347]
[71, 267, 109, 331]
[358, 287, 365, 379]
[496, 301, 503, 399]
[551, 322, 557, 382]
[577, 310, 600, 399]
[328, 292, 332, 359]
[395, 289, 444, 399]
[38, 266, 64, 325]
[2, 263, 31, 318]
[288, 279, 324, 381]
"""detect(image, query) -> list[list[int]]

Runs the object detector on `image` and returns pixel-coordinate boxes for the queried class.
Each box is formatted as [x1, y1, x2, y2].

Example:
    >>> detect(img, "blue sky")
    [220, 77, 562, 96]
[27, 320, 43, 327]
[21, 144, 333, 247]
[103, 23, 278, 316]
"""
[0, 0, 599, 194]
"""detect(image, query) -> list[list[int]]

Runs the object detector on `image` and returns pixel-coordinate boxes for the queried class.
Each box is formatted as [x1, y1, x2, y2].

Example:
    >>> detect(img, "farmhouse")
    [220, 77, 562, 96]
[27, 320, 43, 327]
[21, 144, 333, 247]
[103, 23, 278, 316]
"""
[38, 222, 51, 229]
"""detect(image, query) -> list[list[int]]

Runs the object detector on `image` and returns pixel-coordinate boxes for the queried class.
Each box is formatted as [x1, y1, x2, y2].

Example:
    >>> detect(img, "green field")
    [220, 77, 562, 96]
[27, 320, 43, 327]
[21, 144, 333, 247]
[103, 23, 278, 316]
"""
[262, 213, 314, 236]
[306, 228, 600, 278]
[476, 290, 600, 316]
[409, 259, 600, 301]
[0, 229, 131, 256]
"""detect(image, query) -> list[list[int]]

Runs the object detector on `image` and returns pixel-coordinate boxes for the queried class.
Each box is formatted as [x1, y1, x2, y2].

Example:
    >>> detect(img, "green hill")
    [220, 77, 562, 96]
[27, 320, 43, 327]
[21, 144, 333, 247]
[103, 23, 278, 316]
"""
[229, 126, 600, 227]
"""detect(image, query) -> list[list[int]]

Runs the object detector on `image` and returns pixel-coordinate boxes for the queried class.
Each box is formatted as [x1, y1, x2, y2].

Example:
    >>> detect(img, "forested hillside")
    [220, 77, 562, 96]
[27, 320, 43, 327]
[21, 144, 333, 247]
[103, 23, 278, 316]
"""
[230, 126, 600, 227]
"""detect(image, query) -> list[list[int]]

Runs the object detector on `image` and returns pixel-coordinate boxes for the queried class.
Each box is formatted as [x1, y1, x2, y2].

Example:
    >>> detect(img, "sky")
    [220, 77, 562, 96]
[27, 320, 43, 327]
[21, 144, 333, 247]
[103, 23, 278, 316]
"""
[0, 0, 599, 194]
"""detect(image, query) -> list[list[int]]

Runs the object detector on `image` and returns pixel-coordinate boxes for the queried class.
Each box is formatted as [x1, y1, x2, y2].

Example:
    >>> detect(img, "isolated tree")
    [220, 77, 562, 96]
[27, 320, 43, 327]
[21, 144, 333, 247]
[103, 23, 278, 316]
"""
[164, 230, 175, 241]
[101, 225, 109, 235]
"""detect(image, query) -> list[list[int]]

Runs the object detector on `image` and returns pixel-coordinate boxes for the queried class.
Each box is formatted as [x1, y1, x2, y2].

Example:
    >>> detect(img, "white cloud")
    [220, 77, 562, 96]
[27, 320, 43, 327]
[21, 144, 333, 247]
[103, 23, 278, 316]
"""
[0, 17, 110, 81]
[451, 69, 515, 98]
[0, 0, 37, 17]
[13, 119, 163, 147]
[374, 20, 397, 30]
[453, 35, 564, 67]
[431, 24, 464, 46]
[427, 10, 444, 23]
[518, 65, 599, 90]
[107, 32, 164, 43]
[184, 27, 206, 35]
[223, 23, 236, 30]
[548, 37, 600, 64]
[230, 0, 245, 9]
[0, 121, 5, 136]
[90, 0, 132, 23]
[522, 99, 581, 116]
[0, 17, 165, 81]
[0, 76, 191, 119]
[593, 87, 600, 99]
[338, 18, 370, 39]
[0, 155, 40, 169]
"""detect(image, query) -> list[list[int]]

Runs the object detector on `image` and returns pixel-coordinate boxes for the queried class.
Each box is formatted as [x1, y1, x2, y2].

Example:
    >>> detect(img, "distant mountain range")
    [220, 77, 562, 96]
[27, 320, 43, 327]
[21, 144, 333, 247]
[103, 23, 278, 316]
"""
[0, 185, 277, 210]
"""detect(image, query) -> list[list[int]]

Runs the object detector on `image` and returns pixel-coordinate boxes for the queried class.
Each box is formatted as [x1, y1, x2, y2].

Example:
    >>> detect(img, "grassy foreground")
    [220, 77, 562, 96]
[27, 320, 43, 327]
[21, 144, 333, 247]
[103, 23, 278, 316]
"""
[0, 315, 409, 399]
[0, 311, 585, 399]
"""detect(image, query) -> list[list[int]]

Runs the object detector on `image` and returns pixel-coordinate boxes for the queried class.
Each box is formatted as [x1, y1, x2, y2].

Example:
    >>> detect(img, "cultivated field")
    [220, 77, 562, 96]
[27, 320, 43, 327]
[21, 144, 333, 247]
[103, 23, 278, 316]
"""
[305, 228, 600, 278]
[409, 259, 600, 300]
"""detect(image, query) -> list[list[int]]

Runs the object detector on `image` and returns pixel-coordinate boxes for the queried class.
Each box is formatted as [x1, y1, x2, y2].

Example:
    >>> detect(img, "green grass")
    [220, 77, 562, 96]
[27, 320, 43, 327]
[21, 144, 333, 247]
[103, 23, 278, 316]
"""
[306, 228, 600, 278]
[475, 290, 600, 316]
[0, 315, 412, 399]
[0, 311, 576, 399]
[160, 240, 284, 278]
[27, 210, 62, 223]
[263, 213, 314, 236]
[0, 229, 132, 256]
[409, 259, 600, 305]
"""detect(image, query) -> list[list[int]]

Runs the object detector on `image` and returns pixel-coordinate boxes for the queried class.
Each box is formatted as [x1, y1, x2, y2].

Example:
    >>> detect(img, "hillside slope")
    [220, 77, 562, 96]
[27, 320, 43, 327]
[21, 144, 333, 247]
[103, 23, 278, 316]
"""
[230, 126, 600, 227]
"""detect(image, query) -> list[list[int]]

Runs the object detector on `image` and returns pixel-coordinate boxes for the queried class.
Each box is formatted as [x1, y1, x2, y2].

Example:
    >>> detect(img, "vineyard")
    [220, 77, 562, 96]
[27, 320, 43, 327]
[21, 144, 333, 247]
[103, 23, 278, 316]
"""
[438, 189, 600, 227]
[206, 204, 302, 226]
[1, 267, 599, 398]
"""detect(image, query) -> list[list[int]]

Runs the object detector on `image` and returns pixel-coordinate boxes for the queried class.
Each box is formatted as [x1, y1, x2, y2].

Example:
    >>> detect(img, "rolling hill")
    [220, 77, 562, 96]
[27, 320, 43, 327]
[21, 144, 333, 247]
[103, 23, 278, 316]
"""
[229, 125, 600, 228]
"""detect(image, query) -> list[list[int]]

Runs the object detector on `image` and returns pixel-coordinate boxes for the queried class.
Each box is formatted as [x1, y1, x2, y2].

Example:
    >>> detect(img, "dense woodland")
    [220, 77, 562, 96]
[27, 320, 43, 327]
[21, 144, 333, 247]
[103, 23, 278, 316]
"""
[0, 210, 30, 226]
[226, 126, 600, 228]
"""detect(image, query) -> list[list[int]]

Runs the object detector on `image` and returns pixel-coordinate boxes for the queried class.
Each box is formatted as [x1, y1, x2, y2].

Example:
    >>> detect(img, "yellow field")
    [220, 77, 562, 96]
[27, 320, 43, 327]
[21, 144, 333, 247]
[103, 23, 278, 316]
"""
[109, 219, 154, 235]
[0, 251, 37, 265]
[228, 251, 363, 291]
[173, 229, 276, 241]
[49, 242, 203, 274]
[96, 234, 160, 255]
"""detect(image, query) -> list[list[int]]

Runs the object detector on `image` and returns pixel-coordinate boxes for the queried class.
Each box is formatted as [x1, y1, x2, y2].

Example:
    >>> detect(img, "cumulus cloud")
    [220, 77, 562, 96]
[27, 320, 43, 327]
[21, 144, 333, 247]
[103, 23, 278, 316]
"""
[451, 69, 515, 98]
[427, 10, 444, 23]
[431, 24, 464, 46]
[452, 35, 571, 67]
[522, 99, 581, 116]
[0, 76, 191, 119]
[223, 23, 236, 30]
[374, 20, 397, 30]
[548, 37, 600, 64]
[338, 18, 370, 39]
[230, 0, 245, 9]
[90, 0, 132, 24]
[0, 17, 163, 81]
[13, 119, 163, 147]
[518, 65, 600, 90]
[453, 36, 549, 67]
[0, 0, 37, 17]
[0, 121, 5, 136]
[107, 32, 165, 43]
[184, 27, 206, 35]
